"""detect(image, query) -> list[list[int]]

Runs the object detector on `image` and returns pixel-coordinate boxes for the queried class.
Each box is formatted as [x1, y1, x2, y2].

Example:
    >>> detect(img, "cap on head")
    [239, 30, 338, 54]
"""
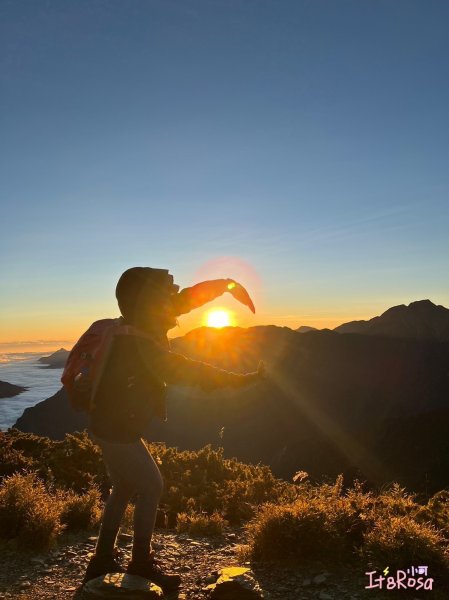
[115, 267, 177, 318]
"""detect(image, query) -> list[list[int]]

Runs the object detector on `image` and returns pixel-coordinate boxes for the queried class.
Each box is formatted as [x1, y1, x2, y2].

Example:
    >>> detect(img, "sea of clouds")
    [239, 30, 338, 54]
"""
[0, 353, 63, 430]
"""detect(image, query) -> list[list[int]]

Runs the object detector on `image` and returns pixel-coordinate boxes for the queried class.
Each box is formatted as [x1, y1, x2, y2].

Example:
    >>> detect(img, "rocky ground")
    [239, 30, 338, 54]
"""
[0, 529, 443, 599]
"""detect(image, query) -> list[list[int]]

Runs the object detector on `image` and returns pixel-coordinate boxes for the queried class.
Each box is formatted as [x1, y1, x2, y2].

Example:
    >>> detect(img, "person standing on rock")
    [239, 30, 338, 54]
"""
[79, 267, 264, 592]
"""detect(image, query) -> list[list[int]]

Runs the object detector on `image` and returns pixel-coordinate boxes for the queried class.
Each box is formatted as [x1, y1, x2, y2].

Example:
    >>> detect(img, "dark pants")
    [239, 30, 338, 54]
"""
[90, 431, 163, 559]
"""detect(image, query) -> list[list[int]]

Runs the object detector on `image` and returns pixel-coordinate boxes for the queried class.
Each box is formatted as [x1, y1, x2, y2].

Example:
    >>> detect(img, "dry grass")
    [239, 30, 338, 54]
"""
[176, 510, 227, 536]
[362, 515, 448, 574]
[59, 486, 102, 531]
[2, 430, 449, 574]
[0, 472, 63, 550]
[0, 473, 102, 550]
[244, 476, 449, 578]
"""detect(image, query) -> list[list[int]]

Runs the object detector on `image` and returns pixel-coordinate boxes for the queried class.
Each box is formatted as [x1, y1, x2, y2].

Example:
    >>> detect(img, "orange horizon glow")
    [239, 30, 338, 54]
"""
[2, 255, 419, 354]
[0, 307, 387, 354]
[0, 316, 358, 354]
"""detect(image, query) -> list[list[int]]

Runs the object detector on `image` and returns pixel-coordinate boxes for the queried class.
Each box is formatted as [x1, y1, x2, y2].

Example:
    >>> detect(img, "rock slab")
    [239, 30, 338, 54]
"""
[81, 573, 163, 599]
[205, 566, 265, 599]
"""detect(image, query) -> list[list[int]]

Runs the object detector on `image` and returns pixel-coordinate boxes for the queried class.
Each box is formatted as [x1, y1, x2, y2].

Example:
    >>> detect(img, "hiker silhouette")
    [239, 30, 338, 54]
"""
[77, 267, 263, 590]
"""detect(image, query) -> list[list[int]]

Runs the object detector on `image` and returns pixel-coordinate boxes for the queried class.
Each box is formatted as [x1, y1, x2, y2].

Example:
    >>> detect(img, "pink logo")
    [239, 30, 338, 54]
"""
[365, 567, 433, 591]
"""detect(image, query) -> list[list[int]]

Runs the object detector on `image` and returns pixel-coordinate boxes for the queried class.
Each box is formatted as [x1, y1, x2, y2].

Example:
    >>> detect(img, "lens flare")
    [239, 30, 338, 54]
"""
[191, 256, 261, 298]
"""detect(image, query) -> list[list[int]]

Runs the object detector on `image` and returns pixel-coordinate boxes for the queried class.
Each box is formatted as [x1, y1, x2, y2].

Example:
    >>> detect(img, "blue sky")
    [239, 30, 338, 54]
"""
[1, 0, 449, 348]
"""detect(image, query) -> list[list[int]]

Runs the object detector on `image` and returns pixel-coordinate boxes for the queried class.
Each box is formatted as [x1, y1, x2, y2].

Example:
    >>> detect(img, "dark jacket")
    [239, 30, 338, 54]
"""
[88, 332, 257, 443]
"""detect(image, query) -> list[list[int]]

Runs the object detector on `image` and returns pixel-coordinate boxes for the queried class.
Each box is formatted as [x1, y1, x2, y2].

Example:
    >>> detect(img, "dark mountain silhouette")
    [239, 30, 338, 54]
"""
[0, 380, 27, 398]
[334, 299, 449, 340]
[14, 323, 449, 493]
[14, 387, 87, 435]
[38, 348, 69, 368]
[296, 325, 318, 333]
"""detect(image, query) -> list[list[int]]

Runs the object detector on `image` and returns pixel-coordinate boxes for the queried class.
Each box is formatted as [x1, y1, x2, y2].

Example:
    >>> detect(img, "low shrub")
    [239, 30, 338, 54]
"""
[246, 498, 366, 562]
[246, 475, 371, 562]
[417, 490, 449, 538]
[245, 475, 449, 579]
[176, 510, 227, 536]
[59, 486, 102, 531]
[0, 472, 63, 550]
[362, 516, 449, 576]
[3, 429, 448, 574]
[1, 432, 290, 524]
[147, 442, 289, 524]
[0, 447, 36, 479]
[44, 432, 107, 493]
[0, 429, 108, 493]
[371, 483, 419, 519]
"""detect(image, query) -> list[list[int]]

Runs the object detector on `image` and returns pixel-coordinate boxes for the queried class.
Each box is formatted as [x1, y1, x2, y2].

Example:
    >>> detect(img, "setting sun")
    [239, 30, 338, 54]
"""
[204, 309, 234, 328]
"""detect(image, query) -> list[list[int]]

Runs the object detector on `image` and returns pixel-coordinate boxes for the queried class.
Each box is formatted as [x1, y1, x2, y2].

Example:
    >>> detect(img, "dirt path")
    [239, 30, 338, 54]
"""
[0, 530, 442, 599]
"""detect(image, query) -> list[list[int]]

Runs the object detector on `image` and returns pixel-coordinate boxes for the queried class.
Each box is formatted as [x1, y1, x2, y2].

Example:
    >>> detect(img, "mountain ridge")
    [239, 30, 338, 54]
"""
[14, 323, 449, 494]
[333, 299, 449, 340]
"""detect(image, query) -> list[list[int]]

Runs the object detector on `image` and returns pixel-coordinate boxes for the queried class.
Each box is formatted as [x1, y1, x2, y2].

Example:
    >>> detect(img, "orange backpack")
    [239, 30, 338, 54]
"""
[61, 318, 152, 412]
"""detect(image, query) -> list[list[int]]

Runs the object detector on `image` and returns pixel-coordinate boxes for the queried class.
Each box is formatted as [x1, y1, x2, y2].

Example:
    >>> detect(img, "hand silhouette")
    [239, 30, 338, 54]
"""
[225, 280, 256, 313]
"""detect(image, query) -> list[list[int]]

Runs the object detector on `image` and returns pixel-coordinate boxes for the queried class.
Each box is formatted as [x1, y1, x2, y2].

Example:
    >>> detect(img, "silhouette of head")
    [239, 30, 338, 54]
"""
[116, 267, 179, 330]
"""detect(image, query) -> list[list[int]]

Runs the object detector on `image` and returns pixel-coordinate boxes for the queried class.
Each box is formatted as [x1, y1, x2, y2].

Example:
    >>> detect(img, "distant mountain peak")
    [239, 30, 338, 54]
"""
[334, 299, 449, 340]
[410, 298, 434, 305]
[408, 299, 438, 309]
[38, 348, 70, 368]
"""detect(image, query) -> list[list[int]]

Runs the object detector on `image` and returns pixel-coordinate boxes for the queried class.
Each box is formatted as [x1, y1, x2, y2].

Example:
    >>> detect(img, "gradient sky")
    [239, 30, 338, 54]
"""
[1, 0, 449, 351]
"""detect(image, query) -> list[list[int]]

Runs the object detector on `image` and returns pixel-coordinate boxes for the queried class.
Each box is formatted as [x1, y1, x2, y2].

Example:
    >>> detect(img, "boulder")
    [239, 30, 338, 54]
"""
[205, 566, 265, 599]
[313, 573, 327, 585]
[81, 573, 163, 599]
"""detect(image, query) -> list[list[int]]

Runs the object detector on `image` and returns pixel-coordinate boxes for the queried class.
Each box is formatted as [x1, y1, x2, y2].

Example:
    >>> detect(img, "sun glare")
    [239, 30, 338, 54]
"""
[204, 309, 233, 328]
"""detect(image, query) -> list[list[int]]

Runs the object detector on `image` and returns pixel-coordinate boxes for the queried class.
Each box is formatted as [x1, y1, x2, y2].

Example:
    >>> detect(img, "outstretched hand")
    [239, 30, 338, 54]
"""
[257, 360, 267, 380]
[232, 360, 268, 389]
[225, 279, 256, 314]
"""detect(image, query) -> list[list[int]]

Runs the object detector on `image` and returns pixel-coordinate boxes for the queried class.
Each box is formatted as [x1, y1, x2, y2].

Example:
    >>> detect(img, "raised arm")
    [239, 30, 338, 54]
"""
[173, 279, 255, 315]
[172, 280, 231, 315]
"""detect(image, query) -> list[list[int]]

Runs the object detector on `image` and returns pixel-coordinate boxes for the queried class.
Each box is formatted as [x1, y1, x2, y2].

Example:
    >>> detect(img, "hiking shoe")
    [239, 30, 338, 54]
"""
[82, 553, 125, 584]
[127, 558, 181, 592]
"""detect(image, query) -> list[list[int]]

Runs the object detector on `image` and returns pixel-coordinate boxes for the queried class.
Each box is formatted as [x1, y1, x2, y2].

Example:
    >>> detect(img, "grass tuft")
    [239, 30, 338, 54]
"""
[0, 472, 63, 550]
[59, 486, 102, 531]
[176, 510, 227, 536]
